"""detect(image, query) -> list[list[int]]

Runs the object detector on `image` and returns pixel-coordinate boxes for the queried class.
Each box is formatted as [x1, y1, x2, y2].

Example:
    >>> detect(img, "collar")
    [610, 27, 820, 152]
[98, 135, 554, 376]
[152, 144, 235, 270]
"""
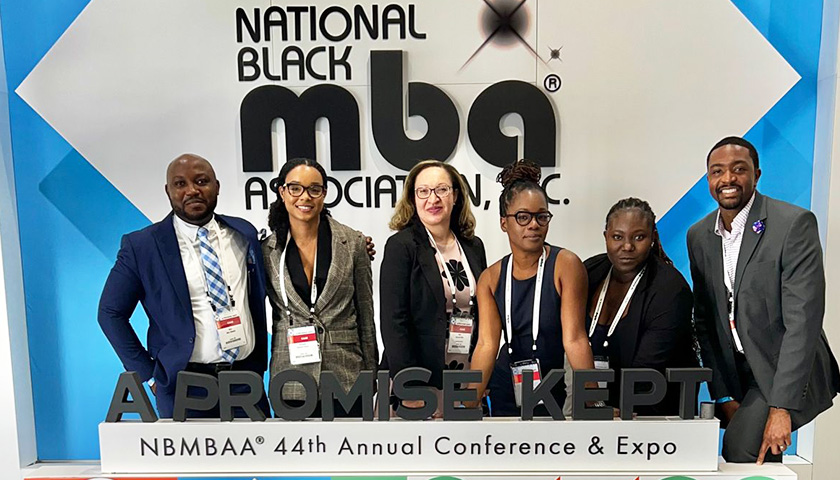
[173, 214, 218, 241]
[714, 192, 756, 238]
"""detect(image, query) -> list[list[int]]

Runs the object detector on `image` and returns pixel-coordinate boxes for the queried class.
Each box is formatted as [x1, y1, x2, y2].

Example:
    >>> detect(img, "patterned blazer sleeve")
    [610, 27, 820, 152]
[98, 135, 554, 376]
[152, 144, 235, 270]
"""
[352, 229, 378, 370]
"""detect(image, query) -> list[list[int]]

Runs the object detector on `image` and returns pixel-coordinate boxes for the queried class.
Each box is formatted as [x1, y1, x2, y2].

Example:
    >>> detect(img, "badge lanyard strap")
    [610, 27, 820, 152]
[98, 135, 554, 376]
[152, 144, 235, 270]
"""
[587, 265, 646, 346]
[278, 232, 319, 325]
[504, 246, 547, 356]
[426, 229, 476, 309]
[190, 220, 236, 313]
[721, 238, 745, 353]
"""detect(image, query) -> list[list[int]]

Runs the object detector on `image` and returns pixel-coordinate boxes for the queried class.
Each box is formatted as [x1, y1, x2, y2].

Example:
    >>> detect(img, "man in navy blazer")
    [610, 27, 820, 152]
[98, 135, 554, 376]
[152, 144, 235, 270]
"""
[98, 154, 269, 418]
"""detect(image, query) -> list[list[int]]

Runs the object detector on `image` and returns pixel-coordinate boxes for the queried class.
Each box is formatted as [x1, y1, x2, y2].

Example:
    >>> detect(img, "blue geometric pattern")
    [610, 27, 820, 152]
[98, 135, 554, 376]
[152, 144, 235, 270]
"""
[655, 0, 826, 457]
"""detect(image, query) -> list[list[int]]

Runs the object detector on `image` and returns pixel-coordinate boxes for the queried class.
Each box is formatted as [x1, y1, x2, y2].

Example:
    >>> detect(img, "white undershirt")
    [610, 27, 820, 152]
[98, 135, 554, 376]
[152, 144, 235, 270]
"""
[173, 215, 255, 363]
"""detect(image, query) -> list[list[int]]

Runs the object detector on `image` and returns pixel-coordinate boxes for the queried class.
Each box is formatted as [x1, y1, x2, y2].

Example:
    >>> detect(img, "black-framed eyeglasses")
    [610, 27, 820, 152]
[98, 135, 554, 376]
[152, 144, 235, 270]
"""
[505, 211, 554, 226]
[283, 183, 326, 198]
[415, 184, 453, 199]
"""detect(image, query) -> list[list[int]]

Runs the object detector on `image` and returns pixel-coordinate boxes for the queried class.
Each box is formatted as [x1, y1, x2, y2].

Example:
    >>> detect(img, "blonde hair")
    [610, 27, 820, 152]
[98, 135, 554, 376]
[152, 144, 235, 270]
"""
[389, 160, 477, 239]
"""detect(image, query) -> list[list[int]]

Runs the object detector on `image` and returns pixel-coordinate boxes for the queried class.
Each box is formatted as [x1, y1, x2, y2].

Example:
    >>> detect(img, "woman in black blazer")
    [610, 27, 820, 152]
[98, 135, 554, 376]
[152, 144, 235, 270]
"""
[380, 160, 487, 415]
[584, 197, 698, 416]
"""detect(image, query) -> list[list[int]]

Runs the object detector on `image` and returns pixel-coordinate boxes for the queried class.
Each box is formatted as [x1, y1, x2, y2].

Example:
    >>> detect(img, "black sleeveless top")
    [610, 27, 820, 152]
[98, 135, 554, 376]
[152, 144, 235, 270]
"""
[487, 245, 566, 416]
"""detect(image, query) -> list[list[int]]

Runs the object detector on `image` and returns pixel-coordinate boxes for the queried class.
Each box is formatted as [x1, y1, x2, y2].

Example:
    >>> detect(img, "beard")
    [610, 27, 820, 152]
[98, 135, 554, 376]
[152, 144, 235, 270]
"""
[173, 197, 217, 225]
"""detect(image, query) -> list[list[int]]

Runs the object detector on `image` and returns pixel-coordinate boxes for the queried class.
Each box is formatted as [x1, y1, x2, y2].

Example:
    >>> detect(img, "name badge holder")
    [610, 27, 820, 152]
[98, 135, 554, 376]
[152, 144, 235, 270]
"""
[502, 246, 547, 407]
[279, 233, 322, 365]
[511, 358, 542, 407]
[593, 355, 610, 389]
[193, 223, 247, 353]
[426, 230, 477, 356]
[721, 240, 745, 353]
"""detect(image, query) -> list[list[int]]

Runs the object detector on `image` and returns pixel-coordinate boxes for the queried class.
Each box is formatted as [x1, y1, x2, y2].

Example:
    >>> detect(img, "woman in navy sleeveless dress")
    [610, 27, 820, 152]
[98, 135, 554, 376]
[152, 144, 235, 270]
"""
[467, 160, 595, 416]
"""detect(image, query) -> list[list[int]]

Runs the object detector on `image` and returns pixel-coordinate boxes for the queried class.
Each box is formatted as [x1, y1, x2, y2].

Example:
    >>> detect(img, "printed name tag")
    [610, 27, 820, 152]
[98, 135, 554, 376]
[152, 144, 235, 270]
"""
[447, 312, 474, 355]
[594, 355, 610, 389]
[216, 310, 246, 350]
[287, 325, 321, 365]
[511, 359, 542, 407]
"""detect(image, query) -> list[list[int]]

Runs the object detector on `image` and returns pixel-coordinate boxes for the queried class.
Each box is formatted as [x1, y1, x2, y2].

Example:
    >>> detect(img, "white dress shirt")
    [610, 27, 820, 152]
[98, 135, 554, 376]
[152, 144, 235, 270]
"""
[714, 192, 755, 354]
[714, 192, 756, 287]
[173, 215, 255, 363]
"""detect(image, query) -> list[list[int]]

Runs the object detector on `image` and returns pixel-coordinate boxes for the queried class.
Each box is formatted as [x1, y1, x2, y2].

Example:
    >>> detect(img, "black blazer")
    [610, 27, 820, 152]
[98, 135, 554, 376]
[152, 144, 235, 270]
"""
[584, 253, 698, 415]
[380, 217, 487, 388]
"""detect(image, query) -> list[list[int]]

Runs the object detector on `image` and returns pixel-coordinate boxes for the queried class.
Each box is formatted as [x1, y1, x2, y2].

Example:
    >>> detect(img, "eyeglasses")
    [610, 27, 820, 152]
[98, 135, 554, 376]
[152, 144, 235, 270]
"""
[282, 183, 326, 198]
[415, 185, 453, 199]
[505, 211, 554, 226]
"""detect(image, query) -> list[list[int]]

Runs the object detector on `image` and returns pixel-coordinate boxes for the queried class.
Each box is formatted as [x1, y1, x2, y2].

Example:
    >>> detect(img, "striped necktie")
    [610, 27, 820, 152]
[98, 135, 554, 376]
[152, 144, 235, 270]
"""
[197, 226, 239, 363]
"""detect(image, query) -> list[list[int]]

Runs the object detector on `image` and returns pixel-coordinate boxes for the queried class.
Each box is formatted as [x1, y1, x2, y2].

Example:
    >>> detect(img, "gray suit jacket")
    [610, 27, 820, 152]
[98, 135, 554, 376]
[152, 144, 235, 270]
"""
[687, 192, 839, 425]
[263, 216, 378, 401]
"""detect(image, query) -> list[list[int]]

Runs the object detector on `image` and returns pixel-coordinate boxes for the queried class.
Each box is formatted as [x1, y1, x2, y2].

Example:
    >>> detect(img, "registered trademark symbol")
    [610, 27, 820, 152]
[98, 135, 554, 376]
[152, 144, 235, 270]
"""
[255, 436, 264, 444]
[544, 74, 561, 92]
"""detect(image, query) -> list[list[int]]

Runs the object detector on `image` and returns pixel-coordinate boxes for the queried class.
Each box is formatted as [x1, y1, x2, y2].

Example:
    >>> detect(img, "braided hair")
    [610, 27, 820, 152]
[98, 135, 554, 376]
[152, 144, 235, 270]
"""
[605, 197, 672, 265]
[497, 159, 547, 216]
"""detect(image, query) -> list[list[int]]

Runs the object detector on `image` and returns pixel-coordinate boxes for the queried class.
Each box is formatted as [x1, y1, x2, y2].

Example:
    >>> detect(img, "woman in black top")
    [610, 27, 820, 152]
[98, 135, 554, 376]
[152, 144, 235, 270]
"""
[469, 159, 594, 416]
[585, 197, 698, 416]
[379, 160, 487, 416]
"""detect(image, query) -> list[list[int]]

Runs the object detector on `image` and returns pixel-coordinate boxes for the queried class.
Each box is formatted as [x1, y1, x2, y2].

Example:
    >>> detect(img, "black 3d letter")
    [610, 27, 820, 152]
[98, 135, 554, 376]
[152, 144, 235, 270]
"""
[218, 371, 267, 422]
[173, 372, 219, 421]
[240, 84, 361, 172]
[370, 50, 459, 171]
[468, 80, 556, 167]
[521, 369, 565, 420]
[619, 369, 667, 420]
[571, 369, 613, 420]
[269, 370, 318, 420]
[321, 371, 375, 421]
[105, 372, 157, 422]
[393, 367, 437, 420]
[667, 368, 713, 419]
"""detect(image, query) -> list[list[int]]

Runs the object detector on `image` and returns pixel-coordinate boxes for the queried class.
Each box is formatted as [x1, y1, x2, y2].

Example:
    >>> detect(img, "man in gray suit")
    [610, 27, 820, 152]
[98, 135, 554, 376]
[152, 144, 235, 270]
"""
[688, 136, 840, 464]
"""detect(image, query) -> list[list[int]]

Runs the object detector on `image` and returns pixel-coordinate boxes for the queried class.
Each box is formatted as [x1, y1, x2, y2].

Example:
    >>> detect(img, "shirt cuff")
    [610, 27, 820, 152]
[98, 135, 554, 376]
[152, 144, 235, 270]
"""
[715, 396, 734, 404]
[147, 378, 156, 388]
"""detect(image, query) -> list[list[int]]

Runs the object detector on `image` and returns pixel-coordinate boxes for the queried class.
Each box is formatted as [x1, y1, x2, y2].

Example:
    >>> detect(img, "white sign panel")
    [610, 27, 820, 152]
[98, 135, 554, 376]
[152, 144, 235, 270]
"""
[100, 418, 719, 474]
[16, 0, 798, 264]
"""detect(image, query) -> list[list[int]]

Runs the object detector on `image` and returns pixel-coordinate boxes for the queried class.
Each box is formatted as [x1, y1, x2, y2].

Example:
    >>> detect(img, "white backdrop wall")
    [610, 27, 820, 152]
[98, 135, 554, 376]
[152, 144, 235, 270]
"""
[0, 0, 830, 460]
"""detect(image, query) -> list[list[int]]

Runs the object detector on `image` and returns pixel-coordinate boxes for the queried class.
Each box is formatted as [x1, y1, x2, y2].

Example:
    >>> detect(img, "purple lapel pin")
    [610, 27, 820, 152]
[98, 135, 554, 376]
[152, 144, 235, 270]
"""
[752, 220, 765, 234]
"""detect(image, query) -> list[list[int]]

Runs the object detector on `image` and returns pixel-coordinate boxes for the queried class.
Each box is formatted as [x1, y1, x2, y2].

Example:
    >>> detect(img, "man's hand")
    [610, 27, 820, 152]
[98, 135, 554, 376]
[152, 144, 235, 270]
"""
[715, 400, 740, 428]
[757, 407, 792, 465]
[365, 236, 376, 261]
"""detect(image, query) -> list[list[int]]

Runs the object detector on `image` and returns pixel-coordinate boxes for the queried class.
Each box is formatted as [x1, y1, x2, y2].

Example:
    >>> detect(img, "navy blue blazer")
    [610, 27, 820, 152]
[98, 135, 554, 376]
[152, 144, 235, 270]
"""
[98, 213, 268, 402]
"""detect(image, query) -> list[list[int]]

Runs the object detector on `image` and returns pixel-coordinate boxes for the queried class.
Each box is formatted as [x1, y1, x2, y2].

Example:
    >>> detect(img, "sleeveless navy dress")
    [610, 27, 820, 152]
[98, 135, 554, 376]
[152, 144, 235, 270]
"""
[487, 245, 566, 416]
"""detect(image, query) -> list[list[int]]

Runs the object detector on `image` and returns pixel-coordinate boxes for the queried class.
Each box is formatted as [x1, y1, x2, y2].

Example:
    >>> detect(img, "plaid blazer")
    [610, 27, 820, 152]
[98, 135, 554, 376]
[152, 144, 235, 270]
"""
[262, 216, 377, 401]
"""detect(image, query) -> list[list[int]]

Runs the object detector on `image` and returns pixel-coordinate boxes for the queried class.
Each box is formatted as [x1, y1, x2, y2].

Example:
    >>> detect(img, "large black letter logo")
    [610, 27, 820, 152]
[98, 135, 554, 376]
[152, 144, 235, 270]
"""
[468, 80, 556, 167]
[370, 50, 459, 171]
[240, 84, 360, 172]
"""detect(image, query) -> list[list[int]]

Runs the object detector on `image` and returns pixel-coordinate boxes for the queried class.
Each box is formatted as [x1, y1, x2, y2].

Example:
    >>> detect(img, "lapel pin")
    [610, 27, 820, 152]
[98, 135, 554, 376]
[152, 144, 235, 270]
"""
[752, 220, 765, 234]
